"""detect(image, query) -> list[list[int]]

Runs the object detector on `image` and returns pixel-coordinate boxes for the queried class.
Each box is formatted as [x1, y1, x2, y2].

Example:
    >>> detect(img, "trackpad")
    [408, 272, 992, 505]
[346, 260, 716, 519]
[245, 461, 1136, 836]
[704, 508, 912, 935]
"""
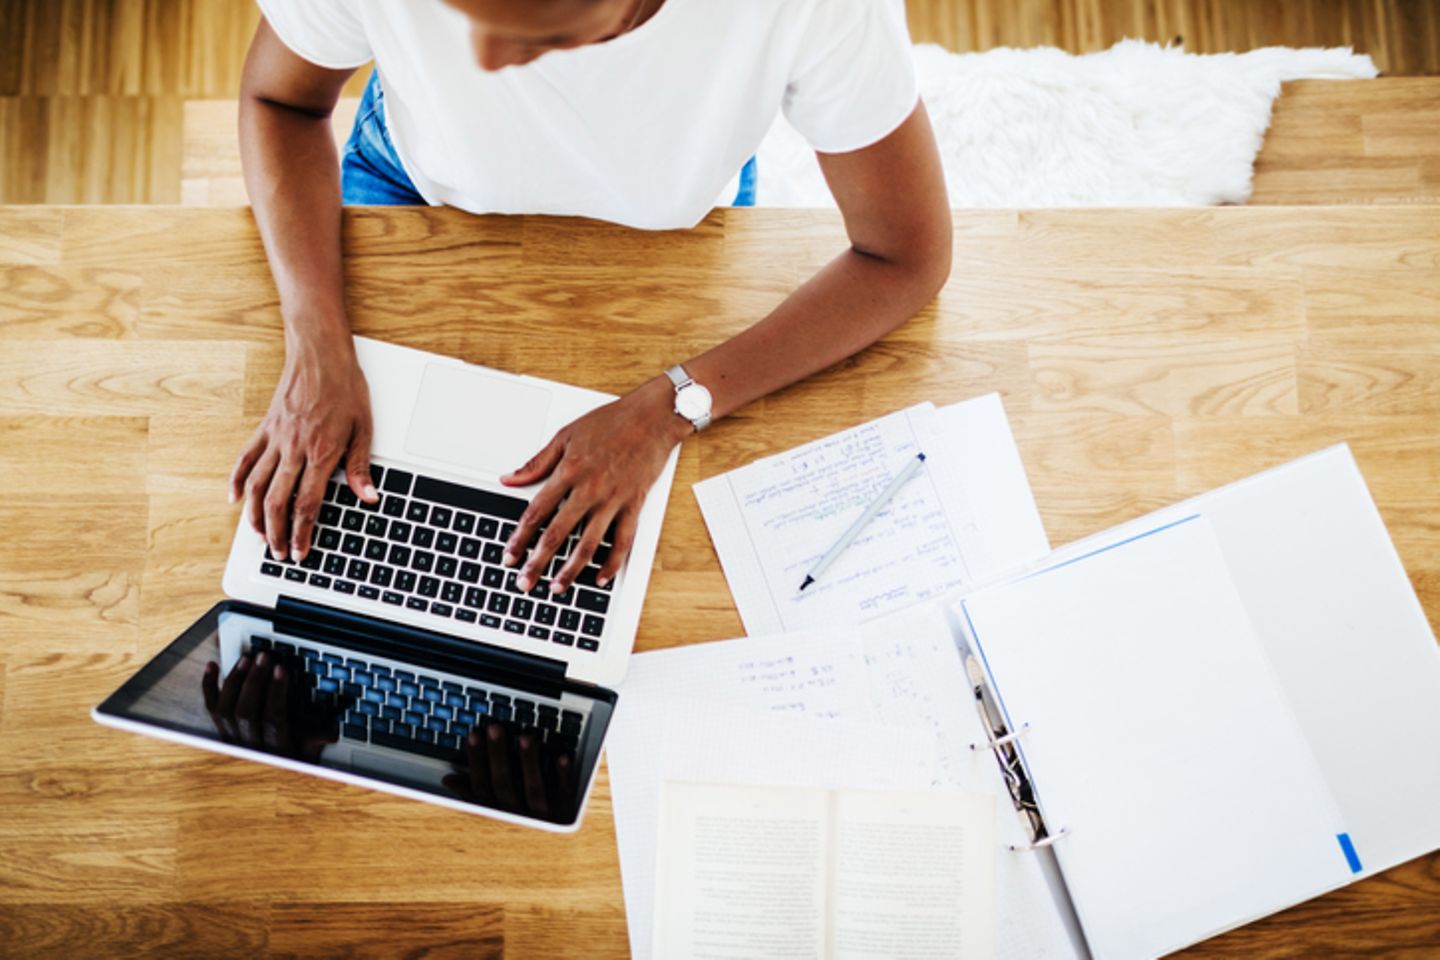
[405, 362, 553, 476]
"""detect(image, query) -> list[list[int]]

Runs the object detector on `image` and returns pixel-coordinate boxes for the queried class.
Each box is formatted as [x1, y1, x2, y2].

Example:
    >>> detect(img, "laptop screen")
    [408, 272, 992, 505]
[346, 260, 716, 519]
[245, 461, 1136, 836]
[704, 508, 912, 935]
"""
[94, 601, 614, 828]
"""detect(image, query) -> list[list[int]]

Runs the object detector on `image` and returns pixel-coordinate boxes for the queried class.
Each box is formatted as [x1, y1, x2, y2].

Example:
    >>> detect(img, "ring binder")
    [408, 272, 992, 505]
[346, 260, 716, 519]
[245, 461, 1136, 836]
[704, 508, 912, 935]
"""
[964, 654, 1054, 851]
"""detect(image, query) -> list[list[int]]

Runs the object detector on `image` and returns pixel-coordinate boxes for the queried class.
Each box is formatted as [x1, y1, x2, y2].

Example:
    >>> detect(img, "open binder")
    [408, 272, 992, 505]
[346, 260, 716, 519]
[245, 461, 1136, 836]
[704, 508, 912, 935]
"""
[950, 444, 1440, 959]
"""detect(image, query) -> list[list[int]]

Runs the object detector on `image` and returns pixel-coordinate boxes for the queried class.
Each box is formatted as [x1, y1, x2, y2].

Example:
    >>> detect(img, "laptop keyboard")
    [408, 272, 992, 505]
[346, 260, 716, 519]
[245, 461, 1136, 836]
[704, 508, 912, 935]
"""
[247, 635, 584, 763]
[257, 464, 613, 653]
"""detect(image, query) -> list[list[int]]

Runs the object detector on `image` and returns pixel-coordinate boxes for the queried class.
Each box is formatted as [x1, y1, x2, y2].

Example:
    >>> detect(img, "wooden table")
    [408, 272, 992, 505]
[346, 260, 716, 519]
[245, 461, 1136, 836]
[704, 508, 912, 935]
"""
[2, 205, 1437, 957]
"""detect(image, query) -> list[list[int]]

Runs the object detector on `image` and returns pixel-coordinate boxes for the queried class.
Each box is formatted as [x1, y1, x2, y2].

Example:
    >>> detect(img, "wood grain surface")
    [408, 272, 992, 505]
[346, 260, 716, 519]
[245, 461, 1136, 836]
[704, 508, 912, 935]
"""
[1, 205, 1438, 958]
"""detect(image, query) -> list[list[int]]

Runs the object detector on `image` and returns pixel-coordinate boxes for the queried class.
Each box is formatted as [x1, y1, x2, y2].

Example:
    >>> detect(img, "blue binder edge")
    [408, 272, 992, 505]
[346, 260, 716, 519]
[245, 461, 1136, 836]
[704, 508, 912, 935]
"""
[1337, 833, 1363, 873]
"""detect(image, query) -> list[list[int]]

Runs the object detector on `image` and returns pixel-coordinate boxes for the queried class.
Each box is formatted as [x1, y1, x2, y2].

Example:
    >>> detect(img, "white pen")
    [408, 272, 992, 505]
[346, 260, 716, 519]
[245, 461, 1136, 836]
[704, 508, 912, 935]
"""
[797, 451, 927, 592]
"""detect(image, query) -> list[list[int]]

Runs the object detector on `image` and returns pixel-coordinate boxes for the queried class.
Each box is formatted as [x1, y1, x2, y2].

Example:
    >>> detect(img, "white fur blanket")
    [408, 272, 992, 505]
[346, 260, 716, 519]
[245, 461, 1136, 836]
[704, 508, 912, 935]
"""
[755, 41, 1378, 208]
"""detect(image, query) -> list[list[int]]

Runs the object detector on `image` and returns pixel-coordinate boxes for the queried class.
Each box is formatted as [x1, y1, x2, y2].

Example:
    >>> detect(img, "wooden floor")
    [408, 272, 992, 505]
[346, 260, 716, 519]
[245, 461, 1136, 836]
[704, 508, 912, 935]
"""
[1, 203, 1438, 957]
[1, 0, 1438, 203]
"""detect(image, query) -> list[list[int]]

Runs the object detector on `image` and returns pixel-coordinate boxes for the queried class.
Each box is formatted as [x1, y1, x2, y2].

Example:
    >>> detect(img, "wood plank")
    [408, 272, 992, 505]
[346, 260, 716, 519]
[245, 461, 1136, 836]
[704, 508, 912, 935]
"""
[0, 265, 141, 338]
[0, 903, 268, 958]
[0, 207, 62, 265]
[0, 340, 245, 416]
[268, 903, 503, 959]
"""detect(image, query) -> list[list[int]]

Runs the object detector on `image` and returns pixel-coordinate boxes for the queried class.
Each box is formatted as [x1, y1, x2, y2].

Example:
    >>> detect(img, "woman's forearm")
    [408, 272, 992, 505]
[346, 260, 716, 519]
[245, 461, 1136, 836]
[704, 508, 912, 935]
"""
[681, 243, 951, 422]
[239, 93, 353, 354]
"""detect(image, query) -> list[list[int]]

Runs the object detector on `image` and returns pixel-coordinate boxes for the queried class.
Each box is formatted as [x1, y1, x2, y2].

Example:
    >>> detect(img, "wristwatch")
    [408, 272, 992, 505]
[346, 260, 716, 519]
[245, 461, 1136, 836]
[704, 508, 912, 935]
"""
[665, 364, 713, 432]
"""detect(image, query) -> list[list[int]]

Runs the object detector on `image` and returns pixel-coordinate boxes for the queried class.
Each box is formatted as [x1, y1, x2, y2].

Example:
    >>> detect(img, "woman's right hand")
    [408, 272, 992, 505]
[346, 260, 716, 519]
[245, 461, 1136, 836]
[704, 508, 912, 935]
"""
[229, 336, 378, 562]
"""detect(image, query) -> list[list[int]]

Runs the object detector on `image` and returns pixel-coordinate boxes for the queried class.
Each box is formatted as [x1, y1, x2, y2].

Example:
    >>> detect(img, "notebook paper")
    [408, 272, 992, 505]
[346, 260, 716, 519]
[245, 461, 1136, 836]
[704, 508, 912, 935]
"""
[958, 515, 1354, 960]
[695, 395, 1048, 635]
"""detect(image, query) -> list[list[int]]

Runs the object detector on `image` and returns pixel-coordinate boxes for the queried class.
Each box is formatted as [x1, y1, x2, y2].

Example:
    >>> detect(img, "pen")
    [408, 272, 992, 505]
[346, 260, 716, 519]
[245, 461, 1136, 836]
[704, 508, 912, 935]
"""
[797, 451, 927, 592]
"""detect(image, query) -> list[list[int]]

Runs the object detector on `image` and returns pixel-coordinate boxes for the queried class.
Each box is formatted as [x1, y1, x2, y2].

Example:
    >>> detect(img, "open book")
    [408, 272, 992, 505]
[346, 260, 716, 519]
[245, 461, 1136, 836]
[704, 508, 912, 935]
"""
[653, 781, 996, 959]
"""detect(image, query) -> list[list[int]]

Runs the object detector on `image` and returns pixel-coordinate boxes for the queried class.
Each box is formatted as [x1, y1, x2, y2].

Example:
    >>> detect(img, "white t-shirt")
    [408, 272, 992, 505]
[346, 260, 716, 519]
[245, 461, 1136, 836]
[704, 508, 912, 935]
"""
[255, 0, 918, 229]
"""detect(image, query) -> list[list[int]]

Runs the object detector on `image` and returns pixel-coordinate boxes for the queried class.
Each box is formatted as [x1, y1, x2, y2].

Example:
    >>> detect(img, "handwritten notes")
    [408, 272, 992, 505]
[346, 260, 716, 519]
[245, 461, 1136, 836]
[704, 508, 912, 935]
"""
[695, 396, 1049, 635]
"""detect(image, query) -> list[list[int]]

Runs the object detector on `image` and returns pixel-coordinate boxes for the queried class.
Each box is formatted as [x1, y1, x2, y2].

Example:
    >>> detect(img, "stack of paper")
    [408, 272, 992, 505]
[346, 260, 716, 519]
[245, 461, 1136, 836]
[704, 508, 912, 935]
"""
[695, 395, 1049, 635]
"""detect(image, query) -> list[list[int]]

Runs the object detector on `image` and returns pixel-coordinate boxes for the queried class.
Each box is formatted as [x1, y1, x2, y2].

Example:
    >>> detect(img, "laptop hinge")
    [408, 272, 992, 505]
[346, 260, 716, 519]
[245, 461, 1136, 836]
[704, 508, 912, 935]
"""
[274, 596, 569, 692]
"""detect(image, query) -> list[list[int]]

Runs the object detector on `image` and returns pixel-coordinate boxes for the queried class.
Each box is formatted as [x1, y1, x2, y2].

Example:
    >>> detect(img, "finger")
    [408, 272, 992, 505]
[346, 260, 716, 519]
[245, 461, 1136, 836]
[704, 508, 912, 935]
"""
[229, 428, 268, 505]
[263, 453, 304, 561]
[217, 654, 251, 718]
[552, 506, 613, 594]
[595, 506, 639, 589]
[487, 721, 520, 810]
[244, 448, 280, 538]
[465, 728, 496, 805]
[235, 651, 271, 743]
[518, 730, 549, 817]
[264, 662, 291, 753]
[505, 477, 568, 571]
[555, 749, 577, 806]
[440, 773, 473, 802]
[501, 432, 565, 488]
[202, 661, 221, 714]
[290, 454, 336, 561]
[345, 417, 379, 504]
[519, 495, 591, 593]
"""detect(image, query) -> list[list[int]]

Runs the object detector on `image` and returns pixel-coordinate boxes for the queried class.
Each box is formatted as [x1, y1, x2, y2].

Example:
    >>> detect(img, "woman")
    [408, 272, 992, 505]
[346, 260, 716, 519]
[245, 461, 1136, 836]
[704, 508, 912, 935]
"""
[231, 0, 951, 599]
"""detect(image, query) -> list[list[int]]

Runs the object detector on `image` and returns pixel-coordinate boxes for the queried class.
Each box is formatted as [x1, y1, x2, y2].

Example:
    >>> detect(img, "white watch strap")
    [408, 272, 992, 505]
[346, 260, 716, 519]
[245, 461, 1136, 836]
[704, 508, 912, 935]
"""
[665, 364, 710, 431]
[665, 365, 691, 389]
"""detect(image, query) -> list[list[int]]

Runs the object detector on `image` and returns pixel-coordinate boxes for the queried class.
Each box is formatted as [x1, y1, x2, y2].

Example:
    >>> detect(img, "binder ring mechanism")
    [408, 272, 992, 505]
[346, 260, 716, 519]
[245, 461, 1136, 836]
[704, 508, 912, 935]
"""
[1010, 826, 1071, 852]
[969, 722, 1031, 752]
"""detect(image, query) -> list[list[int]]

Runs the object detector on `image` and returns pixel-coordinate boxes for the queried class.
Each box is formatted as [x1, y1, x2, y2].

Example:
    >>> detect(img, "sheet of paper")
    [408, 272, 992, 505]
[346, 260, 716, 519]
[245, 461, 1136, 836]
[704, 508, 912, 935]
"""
[959, 515, 1354, 960]
[607, 607, 1084, 960]
[694, 395, 1048, 635]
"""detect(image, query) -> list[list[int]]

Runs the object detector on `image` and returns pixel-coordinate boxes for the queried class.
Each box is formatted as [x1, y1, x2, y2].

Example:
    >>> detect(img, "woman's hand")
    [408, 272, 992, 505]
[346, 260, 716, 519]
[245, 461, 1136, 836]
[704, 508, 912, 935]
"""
[229, 336, 377, 562]
[501, 376, 688, 594]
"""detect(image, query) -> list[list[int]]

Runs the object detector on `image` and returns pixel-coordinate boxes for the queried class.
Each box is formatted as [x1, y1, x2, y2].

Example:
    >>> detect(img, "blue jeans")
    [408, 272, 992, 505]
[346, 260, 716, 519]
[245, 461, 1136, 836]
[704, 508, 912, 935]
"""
[340, 71, 758, 207]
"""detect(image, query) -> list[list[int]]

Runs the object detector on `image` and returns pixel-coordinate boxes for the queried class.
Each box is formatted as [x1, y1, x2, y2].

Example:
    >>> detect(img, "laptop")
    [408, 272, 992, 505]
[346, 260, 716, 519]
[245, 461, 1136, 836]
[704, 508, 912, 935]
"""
[93, 336, 679, 831]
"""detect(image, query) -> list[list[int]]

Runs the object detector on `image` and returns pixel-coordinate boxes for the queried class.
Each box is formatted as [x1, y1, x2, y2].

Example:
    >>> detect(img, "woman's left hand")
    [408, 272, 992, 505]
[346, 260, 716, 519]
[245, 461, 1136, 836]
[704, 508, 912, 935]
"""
[501, 376, 689, 594]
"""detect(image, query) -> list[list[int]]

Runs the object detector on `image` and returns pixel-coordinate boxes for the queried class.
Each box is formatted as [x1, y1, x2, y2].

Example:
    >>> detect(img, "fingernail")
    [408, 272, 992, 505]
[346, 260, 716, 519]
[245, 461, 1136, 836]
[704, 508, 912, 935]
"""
[227, 490, 237, 504]
[237, 655, 250, 670]
[596, 575, 610, 588]
[468, 731, 480, 748]
[517, 573, 532, 592]
[503, 551, 517, 566]
[364, 484, 378, 501]
[256, 651, 269, 667]
[273, 664, 284, 680]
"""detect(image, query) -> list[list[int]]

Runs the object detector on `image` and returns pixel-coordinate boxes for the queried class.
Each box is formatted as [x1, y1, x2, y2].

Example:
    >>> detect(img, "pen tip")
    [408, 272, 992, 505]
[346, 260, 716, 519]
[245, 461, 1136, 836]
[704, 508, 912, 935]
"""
[798, 575, 814, 592]
[917, 452, 927, 462]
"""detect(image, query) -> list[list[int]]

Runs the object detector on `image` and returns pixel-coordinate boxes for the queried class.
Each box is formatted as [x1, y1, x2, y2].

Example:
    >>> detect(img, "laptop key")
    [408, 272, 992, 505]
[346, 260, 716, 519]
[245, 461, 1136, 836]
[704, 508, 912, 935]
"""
[581, 615, 604, 637]
[578, 637, 600, 652]
[482, 542, 504, 565]
[365, 515, 388, 537]
[323, 553, 346, 575]
[318, 528, 340, 550]
[406, 597, 427, 612]
[387, 520, 412, 543]
[342, 510, 365, 532]
[284, 568, 306, 583]
[512, 598, 534, 620]
[480, 614, 502, 629]
[453, 513, 475, 535]
[341, 534, 364, 556]
[528, 625, 550, 641]
[406, 502, 429, 523]
[358, 586, 380, 601]
[442, 581, 463, 604]
[381, 590, 403, 606]
[334, 580, 356, 595]
[459, 561, 481, 583]
[370, 565, 394, 588]
[419, 576, 440, 598]
[552, 631, 575, 646]
[456, 608, 477, 623]
[396, 570, 417, 592]
[437, 556, 458, 579]
[535, 603, 557, 626]
[430, 506, 453, 529]
[347, 559, 370, 581]
[309, 574, 332, 589]
[413, 550, 435, 573]
[365, 539, 388, 562]
[430, 602, 454, 618]
[464, 587, 486, 609]
[559, 609, 580, 631]
[260, 562, 282, 577]
[388, 544, 412, 567]
[459, 538, 481, 559]
[436, 532, 458, 554]
[343, 723, 368, 742]
[482, 566, 504, 589]
[488, 593, 510, 615]
[412, 528, 435, 549]
[575, 589, 610, 614]
[382, 495, 406, 518]
[319, 504, 342, 527]
[383, 468, 413, 495]
[503, 619, 525, 635]
[336, 485, 357, 507]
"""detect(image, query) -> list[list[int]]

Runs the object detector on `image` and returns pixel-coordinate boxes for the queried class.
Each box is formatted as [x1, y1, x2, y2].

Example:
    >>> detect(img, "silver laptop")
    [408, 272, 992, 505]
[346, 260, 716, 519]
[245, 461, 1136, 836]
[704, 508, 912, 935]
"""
[93, 336, 678, 831]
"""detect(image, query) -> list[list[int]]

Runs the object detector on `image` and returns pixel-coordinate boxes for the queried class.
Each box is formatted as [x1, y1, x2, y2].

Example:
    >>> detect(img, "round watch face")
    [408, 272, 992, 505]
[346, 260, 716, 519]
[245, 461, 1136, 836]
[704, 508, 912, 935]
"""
[675, 382, 713, 421]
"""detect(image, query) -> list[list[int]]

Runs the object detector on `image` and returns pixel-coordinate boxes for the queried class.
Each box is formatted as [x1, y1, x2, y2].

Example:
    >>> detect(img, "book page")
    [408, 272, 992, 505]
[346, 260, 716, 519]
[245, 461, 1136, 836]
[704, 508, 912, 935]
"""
[654, 781, 830, 959]
[831, 789, 997, 960]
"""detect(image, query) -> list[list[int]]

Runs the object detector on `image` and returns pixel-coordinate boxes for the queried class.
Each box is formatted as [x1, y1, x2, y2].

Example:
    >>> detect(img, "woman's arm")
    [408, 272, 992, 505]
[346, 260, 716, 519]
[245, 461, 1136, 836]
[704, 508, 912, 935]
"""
[504, 102, 952, 594]
[228, 21, 375, 563]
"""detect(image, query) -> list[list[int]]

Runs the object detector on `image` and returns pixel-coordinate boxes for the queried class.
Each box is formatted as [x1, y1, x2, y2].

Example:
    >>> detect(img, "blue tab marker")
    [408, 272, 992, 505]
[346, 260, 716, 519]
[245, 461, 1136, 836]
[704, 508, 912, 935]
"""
[1337, 833, 1362, 874]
